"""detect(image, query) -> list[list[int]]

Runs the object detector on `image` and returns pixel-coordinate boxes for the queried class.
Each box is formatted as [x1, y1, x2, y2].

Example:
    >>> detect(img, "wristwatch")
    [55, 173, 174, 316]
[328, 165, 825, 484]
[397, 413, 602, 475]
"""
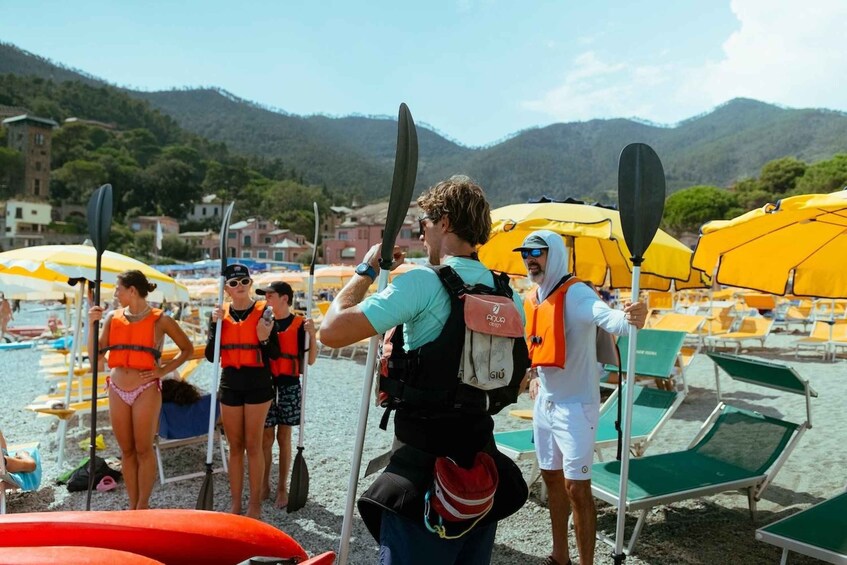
[355, 262, 377, 281]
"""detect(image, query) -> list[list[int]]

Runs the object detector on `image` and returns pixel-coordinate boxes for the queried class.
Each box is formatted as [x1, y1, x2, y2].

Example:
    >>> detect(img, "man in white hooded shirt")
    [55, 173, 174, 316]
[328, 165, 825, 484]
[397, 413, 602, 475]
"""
[517, 230, 646, 565]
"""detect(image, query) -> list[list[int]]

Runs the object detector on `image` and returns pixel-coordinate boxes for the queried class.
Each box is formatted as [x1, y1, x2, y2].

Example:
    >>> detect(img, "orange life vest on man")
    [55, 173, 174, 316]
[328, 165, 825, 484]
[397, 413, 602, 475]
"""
[523, 277, 582, 369]
[220, 301, 267, 369]
[269, 315, 304, 377]
[107, 308, 163, 370]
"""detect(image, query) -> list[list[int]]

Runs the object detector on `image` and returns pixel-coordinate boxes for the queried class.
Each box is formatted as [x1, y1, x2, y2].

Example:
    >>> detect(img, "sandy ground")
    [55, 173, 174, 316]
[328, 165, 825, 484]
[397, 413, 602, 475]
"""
[1, 303, 844, 564]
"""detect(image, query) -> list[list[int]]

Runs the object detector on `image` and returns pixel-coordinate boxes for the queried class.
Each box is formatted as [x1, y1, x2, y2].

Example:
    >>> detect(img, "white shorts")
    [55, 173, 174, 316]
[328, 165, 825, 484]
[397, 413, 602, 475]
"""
[533, 396, 599, 480]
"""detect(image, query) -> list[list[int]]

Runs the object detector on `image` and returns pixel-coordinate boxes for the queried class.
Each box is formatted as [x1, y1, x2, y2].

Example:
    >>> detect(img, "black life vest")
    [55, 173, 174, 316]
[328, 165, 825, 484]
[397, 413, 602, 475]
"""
[378, 265, 530, 457]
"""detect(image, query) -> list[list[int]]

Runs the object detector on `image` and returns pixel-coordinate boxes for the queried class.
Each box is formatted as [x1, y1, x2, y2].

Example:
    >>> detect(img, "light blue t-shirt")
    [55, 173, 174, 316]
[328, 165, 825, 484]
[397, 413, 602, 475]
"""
[361, 257, 525, 351]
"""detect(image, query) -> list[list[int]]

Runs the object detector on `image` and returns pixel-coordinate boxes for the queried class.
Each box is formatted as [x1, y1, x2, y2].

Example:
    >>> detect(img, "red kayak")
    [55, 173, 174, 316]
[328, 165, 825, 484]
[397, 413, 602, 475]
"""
[0, 546, 165, 564]
[0, 510, 335, 564]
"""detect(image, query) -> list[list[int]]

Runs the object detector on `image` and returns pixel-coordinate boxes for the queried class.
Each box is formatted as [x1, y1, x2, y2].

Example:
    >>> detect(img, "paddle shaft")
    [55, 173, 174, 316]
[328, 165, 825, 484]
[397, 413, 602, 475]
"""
[298, 202, 320, 449]
[613, 264, 641, 559]
[337, 269, 388, 564]
[85, 261, 103, 510]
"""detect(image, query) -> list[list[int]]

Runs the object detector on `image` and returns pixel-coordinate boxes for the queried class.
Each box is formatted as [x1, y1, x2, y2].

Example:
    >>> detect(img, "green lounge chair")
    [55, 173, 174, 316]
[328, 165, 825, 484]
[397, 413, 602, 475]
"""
[603, 329, 690, 387]
[592, 352, 816, 555]
[756, 489, 847, 565]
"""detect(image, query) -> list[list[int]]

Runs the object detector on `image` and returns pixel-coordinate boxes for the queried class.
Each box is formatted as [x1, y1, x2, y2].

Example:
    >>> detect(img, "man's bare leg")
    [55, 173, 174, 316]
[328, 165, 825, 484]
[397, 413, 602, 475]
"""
[541, 469, 572, 565]
[566, 478, 595, 565]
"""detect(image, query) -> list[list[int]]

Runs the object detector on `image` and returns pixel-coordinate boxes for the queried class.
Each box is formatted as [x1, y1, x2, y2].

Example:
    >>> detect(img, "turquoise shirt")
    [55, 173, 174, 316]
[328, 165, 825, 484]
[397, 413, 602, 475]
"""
[361, 257, 525, 351]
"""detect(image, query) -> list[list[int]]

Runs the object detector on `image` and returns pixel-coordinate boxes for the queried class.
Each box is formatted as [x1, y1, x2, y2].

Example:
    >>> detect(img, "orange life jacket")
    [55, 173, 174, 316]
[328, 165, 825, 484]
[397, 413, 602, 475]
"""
[269, 315, 304, 377]
[106, 308, 163, 370]
[523, 277, 582, 369]
[220, 301, 267, 369]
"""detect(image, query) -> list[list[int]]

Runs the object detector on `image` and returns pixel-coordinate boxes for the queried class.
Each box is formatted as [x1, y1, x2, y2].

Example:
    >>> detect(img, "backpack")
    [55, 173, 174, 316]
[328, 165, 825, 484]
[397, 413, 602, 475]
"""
[66, 456, 122, 492]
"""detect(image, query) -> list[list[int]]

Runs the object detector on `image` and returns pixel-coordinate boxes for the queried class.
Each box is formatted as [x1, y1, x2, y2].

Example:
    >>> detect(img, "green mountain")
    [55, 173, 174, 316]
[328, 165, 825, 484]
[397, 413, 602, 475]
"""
[3, 41, 847, 206]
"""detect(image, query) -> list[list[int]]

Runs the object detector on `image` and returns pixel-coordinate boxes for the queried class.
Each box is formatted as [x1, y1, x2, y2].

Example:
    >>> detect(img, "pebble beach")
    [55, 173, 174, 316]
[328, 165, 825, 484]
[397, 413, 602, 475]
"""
[1, 302, 844, 564]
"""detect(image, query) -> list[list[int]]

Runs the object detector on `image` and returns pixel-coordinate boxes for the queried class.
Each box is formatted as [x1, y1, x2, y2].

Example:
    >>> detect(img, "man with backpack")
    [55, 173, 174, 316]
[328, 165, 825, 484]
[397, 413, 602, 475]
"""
[321, 175, 530, 564]
[518, 229, 647, 565]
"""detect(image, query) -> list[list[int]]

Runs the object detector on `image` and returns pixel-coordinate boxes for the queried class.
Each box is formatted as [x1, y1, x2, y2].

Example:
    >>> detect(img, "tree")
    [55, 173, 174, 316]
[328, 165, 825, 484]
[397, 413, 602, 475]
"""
[792, 154, 847, 195]
[663, 185, 739, 235]
[758, 157, 807, 195]
[0, 147, 23, 198]
[50, 159, 108, 204]
[731, 178, 772, 210]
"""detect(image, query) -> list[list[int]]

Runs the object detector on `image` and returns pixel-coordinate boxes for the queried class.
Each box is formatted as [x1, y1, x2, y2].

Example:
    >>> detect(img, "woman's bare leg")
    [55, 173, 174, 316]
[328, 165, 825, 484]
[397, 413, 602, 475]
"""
[221, 404, 246, 514]
[244, 401, 271, 520]
[131, 385, 162, 509]
[109, 388, 138, 508]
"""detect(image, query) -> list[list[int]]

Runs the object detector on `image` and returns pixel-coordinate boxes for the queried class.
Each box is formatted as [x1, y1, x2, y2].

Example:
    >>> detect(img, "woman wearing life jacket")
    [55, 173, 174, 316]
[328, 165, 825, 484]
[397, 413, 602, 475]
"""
[254, 280, 317, 509]
[206, 263, 279, 519]
[89, 270, 194, 510]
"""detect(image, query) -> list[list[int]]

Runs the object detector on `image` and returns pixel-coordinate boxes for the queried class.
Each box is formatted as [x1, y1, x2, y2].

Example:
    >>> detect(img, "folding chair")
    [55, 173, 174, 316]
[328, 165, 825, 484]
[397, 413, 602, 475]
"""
[756, 488, 847, 565]
[1, 442, 42, 514]
[592, 352, 816, 555]
[794, 319, 837, 361]
[603, 329, 690, 389]
[155, 393, 227, 485]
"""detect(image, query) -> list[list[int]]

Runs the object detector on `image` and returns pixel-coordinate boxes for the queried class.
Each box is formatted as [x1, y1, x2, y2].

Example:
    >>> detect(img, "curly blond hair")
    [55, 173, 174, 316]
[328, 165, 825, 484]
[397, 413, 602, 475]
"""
[417, 175, 491, 246]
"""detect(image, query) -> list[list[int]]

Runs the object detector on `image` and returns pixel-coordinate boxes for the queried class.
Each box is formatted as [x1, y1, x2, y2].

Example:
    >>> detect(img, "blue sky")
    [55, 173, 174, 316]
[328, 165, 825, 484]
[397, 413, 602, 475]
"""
[3, 0, 845, 146]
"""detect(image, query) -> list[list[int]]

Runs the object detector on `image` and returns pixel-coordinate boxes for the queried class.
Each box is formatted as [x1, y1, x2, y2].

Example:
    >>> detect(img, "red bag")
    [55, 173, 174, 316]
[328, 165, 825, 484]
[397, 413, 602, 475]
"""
[425, 452, 499, 537]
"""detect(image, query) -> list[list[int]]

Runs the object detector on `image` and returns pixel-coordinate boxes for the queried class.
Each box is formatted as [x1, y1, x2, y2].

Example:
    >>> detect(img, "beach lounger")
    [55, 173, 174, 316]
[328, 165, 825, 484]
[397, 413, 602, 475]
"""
[756, 489, 847, 565]
[592, 352, 816, 555]
[603, 329, 690, 389]
[155, 393, 227, 485]
[1, 442, 42, 514]
[706, 316, 774, 353]
[794, 319, 839, 361]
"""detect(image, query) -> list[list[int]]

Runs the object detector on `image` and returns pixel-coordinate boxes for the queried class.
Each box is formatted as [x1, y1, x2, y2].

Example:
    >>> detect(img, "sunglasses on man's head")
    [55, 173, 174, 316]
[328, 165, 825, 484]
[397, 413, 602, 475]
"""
[418, 215, 432, 233]
[226, 277, 252, 288]
[520, 249, 545, 259]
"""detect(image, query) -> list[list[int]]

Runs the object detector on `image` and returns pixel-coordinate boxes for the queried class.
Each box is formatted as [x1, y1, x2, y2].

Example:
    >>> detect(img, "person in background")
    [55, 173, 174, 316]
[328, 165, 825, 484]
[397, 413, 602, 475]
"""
[89, 270, 194, 510]
[254, 280, 317, 509]
[0, 294, 13, 341]
[206, 263, 278, 520]
[1, 428, 36, 474]
[517, 230, 647, 565]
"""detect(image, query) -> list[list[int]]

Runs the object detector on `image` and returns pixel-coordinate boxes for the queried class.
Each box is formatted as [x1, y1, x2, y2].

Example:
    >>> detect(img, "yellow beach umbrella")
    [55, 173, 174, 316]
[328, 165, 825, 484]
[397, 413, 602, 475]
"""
[692, 190, 847, 298]
[313, 265, 356, 289]
[478, 201, 694, 290]
[253, 271, 306, 291]
[0, 244, 189, 302]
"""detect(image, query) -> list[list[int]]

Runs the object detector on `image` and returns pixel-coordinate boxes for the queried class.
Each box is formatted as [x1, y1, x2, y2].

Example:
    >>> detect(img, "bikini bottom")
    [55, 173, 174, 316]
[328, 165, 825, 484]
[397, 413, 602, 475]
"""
[106, 377, 161, 407]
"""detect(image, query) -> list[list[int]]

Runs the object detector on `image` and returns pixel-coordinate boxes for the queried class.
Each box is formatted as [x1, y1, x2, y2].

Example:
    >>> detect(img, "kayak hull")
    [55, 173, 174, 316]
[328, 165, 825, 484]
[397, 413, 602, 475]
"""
[0, 546, 165, 565]
[0, 510, 309, 565]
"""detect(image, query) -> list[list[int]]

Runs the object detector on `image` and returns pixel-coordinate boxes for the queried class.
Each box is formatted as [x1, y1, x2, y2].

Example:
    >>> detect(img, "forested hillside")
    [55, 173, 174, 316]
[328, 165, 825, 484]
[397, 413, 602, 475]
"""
[3, 40, 847, 209]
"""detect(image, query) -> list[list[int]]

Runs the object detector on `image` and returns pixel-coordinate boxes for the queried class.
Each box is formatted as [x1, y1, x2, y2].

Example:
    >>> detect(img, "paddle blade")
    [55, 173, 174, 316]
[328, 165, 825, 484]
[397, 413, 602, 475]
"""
[310, 202, 319, 276]
[618, 143, 666, 262]
[380, 103, 419, 269]
[287, 447, 309, 513]
[196, 468, 214, 510]
[86, 184, 113, 254]
[219, 202, 235, 274]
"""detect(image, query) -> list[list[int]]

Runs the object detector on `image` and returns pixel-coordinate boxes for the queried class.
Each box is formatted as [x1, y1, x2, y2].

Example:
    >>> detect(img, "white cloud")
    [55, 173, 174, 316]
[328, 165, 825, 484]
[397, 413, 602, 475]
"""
[523, 0, 847, 125]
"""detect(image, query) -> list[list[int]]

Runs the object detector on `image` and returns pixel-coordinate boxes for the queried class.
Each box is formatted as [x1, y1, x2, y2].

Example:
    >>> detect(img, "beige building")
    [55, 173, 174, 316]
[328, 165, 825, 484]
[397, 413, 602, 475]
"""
[1, 198, 52, 249]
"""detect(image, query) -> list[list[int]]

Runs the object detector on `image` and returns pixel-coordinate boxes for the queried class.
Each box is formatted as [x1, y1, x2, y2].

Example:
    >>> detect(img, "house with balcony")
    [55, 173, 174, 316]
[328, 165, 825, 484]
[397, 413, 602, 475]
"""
[229, 218, 311, 263]
[188, 194, 224, 222]
[0, 198, 52, 249]
[323, 201, 425, 264]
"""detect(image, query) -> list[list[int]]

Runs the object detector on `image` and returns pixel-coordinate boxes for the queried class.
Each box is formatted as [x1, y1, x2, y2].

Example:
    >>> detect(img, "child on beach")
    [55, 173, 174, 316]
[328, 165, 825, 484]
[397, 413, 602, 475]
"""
[254, 280, 317, 509]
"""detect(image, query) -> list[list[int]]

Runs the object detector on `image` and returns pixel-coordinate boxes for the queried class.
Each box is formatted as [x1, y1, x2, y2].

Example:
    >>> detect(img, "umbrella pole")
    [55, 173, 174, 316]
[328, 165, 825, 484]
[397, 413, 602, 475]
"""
[57, 285, 85, 469]
[614, 266, 641, 560]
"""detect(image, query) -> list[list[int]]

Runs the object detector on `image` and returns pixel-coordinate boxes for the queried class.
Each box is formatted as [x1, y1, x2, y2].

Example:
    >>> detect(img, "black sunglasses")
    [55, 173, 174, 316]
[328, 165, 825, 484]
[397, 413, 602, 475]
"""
[520, 249, 545, 259]
[226, 277, 252, 288]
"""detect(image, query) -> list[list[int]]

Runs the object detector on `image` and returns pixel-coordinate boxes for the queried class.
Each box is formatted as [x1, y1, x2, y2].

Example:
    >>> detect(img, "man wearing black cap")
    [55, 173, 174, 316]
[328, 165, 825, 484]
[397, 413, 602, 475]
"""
[517, 229, 646, 565]
[254, 280, 317, 509]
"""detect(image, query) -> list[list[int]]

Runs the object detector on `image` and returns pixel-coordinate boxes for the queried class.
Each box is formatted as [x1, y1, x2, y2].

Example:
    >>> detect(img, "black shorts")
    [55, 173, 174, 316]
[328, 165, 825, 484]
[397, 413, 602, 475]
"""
[219, 385, 274, 407]
[265, 379, 301, 428]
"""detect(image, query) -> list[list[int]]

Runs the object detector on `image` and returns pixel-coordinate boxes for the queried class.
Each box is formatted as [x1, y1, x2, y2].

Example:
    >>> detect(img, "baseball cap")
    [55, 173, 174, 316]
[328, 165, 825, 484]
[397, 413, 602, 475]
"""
[255, 281, 293, 297]
[223, 263, 250, 281]
[512, 233, 549, 252]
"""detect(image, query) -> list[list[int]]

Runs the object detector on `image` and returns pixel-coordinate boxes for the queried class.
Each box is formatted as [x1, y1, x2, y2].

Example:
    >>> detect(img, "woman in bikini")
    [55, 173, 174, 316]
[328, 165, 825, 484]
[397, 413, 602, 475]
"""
[207, 263, 277, 519]
[89, 270, 194, 509]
